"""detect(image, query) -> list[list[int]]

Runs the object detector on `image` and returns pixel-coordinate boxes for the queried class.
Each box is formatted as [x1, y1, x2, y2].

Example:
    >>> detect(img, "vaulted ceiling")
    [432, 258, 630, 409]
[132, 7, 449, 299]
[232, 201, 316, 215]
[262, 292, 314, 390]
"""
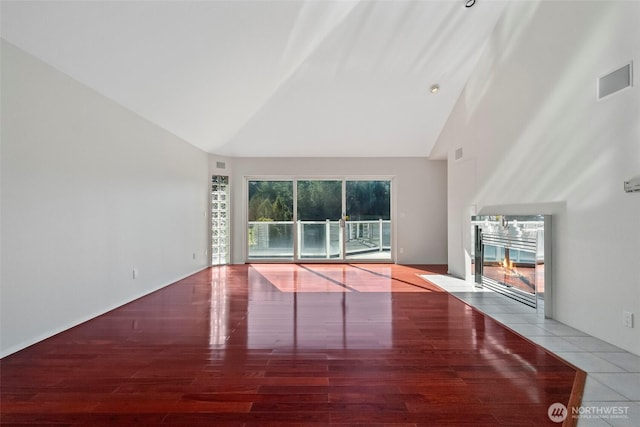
[1, 0, 507, 157]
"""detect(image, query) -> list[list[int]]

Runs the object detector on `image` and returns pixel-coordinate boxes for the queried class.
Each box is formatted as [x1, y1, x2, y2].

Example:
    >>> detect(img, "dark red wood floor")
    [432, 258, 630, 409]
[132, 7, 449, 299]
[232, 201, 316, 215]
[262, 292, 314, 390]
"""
[1, 264, 583, 426]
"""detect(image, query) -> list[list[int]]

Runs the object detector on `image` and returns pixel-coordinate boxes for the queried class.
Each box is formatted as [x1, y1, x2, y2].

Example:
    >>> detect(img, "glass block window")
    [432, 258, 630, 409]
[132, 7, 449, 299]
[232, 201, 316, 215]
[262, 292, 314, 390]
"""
[212, 176, 230, 265]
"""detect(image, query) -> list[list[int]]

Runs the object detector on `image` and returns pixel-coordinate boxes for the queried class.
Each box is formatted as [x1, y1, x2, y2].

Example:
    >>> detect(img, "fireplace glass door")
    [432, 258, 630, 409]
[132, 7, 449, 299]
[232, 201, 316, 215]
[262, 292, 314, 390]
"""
[471, 215, 551, 315]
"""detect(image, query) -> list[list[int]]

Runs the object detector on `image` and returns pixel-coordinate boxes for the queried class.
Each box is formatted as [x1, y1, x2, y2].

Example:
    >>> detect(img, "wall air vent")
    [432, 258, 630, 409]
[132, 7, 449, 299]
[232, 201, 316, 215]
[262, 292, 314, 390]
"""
[624, 177, 640, 193]
[216, 161, 226, 169]
[598, 62, 633, 100]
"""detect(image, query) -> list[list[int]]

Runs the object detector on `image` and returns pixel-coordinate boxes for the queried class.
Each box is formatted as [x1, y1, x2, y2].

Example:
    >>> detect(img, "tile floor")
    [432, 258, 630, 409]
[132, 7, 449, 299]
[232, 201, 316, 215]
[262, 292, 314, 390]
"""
[423, 275, 640, 427]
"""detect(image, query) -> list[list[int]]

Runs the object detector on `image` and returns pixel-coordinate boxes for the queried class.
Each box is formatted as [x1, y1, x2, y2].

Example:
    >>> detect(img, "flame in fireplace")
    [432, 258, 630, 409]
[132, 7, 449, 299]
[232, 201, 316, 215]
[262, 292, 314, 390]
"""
[501, 258, 515, 271]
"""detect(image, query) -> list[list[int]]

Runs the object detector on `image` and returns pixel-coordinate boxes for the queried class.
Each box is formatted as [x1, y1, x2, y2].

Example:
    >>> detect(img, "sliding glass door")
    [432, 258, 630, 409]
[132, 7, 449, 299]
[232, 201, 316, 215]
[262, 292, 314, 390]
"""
[247, 180, 294, 259]
[297, 180, 343, 259]
[247, 178, 392, 262]
[345, 180, 391, 260]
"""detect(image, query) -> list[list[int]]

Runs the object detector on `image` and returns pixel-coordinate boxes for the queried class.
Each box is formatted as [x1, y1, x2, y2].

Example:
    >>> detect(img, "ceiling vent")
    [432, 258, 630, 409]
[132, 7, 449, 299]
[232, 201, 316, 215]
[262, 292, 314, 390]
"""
[598, 62, 633, 100]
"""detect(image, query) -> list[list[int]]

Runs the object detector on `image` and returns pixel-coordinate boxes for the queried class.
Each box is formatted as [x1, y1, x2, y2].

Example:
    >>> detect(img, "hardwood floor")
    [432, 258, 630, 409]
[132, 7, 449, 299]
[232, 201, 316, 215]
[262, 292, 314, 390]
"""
[1, 264, 583, 426]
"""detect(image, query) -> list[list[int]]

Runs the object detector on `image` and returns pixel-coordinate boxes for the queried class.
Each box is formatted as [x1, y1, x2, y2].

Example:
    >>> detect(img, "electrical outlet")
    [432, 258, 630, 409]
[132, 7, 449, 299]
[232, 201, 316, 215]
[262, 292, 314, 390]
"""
[623, 311, 634, 328]
[399, 247, 404, 254]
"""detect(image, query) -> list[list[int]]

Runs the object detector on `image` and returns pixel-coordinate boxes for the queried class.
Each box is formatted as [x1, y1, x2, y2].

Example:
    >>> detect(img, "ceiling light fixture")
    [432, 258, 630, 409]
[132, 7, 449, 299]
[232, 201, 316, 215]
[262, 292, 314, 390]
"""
[430, 84, 440, 94]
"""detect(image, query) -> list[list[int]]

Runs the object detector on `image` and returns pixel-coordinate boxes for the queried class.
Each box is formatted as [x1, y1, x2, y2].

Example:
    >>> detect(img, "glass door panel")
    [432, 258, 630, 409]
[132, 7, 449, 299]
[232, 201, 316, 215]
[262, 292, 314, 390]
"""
[247, 180, 294, 259]
[246, 178, 393, 262]
[345, 180, 391, 260]
[297, 180, 343, 259]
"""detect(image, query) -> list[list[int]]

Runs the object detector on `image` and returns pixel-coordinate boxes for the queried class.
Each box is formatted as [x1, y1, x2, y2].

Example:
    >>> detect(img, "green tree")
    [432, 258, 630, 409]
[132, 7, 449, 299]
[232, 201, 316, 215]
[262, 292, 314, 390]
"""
[248, 181, 293, 221]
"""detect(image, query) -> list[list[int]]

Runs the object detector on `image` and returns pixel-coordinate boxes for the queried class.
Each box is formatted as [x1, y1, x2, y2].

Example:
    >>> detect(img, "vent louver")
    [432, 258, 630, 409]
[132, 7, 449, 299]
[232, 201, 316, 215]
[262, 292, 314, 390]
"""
[598, 62, 633, 99]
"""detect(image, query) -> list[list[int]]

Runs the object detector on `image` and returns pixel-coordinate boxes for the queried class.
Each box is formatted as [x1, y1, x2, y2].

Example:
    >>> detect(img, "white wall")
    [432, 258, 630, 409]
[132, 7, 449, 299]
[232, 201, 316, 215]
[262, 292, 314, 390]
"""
[226, 157, 447, 265]
[0, 41, 210, 357]
[434, 1, 640, 354]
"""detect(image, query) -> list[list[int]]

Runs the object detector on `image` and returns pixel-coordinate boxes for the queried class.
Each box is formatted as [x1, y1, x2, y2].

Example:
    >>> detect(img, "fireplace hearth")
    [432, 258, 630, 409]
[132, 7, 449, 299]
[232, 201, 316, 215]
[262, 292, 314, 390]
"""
[471, 215, 552, 317]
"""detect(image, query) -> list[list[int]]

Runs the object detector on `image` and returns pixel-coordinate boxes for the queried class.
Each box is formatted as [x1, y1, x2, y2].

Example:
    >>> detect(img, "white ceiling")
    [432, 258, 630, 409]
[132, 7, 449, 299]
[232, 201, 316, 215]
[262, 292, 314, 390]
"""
[1, 0, 507, 158]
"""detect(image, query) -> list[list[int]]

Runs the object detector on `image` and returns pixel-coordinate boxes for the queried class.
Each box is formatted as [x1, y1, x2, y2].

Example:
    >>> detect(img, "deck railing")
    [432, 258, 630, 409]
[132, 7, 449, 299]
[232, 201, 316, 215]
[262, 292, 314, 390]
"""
[248, 220, 391, 259]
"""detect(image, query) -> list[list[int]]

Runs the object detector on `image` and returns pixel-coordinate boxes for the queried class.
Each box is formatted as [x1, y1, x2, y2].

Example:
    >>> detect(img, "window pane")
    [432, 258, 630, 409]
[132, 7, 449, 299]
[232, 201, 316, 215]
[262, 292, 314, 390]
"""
[248, 181, 293, 221]
[297, 180, 342, 221]
[248, 180, 294, 259]
[297, 180, 342, 259]
[346, 180, 390, 220]
[248, 222, 294, 259]
[345, 180, 391, 260]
